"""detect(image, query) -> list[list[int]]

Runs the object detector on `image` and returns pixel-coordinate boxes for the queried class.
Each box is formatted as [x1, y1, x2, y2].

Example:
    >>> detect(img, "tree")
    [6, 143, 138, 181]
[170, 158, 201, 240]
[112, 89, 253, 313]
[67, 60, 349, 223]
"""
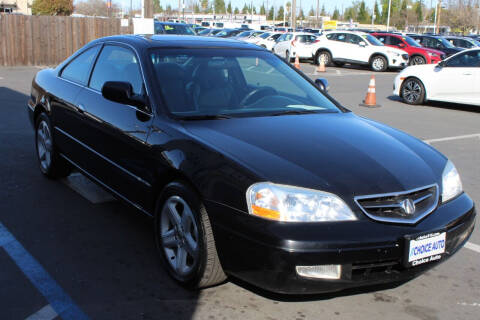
[357, 1, 370, 23]
[214, 0, 226, 13]
[276, 5, 284, 21]
[153, 0, 163, 13]
[234, 6, 239, 14]
[374, 1, 381, 24]
[298, 8, 304, 20]
[242, 3, 248, 14]
[194, 2, 200, 13]
[320, 4, 326, 16]
[268, 5, 274, 20]
[260, 3, 266, 15]
[332, 7, 339, 20]
[201, 0, 209, 12]
[227, 1, 232, 14]
[72, 0, 120, 16]
[31, 0, 73, 15]
[308, 6, 314, 17]
[415, 0, 423, 23]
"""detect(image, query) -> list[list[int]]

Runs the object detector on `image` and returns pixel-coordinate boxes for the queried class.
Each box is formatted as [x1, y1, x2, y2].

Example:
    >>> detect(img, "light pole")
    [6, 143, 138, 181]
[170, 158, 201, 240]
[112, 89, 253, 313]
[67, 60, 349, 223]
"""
[386, 0, 392, 31]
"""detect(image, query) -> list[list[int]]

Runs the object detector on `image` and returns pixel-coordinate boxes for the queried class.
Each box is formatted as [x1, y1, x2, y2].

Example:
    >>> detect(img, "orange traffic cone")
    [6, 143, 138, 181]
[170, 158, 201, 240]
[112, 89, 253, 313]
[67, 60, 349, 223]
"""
[316, 55, 326, 73]
[359, 75, 381, 108]
[294, 54, 300, 70]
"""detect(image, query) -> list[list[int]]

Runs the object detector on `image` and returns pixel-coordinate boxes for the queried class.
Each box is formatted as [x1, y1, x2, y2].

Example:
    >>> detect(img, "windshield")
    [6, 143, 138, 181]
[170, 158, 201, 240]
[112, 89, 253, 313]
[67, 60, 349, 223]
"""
[149, 49, 340, 119]
[237, 31, 252, 37]
[362, 34, 384, 46]
[438, 37, 455, 48]
[403, 36, 421, 47]
[473, 39, 480, 46]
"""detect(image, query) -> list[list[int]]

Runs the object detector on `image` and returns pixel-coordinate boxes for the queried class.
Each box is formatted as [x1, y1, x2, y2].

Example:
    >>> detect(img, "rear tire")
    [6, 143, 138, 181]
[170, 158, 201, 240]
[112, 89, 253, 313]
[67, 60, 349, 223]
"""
[155, 181, 226, 289]
[35, 112, 71, 179]
[400, 78, 426, 105]
[370, 55, 388, 72]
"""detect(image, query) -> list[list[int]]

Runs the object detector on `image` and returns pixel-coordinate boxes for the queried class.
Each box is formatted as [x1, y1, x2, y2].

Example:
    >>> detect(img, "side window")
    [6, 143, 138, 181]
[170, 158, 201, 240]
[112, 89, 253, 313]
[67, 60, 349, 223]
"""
[61, 46, 100, 85]
[389, 36, 403, 46]
[271, 34, 281, 41]
[346, 34, 363, 44]
[376, 36, 386, 44]
[336, 33, 346, 42]
[285, 34, 293, 41]
[446, 50, 480, 67]
[461, 40, 473, 48]
[326, 33, 337, 40]
[89, 45, 144, 95]
[277, 34, 286, 42]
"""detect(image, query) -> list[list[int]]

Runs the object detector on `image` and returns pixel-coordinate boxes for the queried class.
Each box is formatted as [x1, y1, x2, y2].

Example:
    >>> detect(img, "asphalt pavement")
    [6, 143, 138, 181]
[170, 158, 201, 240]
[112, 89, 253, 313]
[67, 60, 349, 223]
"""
[0, 63, 479, 320]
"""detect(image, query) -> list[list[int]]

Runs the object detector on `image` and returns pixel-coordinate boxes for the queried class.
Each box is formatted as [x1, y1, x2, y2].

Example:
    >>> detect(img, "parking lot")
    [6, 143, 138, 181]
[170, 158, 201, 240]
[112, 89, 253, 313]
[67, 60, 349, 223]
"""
[0, 63, 479, 320]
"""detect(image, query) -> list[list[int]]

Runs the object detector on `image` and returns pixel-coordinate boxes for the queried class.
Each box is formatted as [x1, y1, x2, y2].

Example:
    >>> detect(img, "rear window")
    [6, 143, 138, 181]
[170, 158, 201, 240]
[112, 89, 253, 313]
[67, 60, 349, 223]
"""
[296, 35, 316, 43]
[158, 24, 195, 35]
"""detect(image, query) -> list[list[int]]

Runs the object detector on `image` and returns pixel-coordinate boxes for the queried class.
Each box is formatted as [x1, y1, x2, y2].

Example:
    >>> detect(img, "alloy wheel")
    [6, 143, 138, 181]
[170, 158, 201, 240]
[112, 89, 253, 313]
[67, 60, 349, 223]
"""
[402, 79, 422, 103]
[411, 56, 426, 65]
[372, 57, 385, 71]
[318, 52, 329, 65]
[36, 120, 52, 171]
[160, 196, 199, 277]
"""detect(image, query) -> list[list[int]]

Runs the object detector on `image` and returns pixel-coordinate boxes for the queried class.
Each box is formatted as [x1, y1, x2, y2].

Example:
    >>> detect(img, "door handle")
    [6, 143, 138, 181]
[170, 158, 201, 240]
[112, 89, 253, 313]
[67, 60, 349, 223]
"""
[77, 104, 85, 113]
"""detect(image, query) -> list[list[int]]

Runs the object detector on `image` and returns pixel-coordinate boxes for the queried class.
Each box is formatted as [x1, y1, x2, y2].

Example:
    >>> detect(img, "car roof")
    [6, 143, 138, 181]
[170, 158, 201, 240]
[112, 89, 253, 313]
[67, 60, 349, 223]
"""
[90, 34, 263, 50]
[325, 30, 368, 36]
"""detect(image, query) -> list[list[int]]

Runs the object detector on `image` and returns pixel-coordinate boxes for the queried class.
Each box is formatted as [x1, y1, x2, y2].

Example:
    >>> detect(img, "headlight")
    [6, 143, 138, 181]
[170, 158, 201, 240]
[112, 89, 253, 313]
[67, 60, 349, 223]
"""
[246, 182, 357, 222]
[442, 161, 463, 202]
[428, 52, 439, 57]
[387, 50, 400, 57]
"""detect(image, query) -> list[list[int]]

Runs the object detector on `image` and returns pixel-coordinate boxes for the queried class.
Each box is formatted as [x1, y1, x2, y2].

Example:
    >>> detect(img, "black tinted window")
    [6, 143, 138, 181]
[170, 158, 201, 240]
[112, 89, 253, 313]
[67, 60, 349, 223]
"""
[346, 34, 363, 44]
[89, 46, 144, 95]
[61, 46, 100, 85]
[446, 50, 480, 67]
[388, 36, 403, 46]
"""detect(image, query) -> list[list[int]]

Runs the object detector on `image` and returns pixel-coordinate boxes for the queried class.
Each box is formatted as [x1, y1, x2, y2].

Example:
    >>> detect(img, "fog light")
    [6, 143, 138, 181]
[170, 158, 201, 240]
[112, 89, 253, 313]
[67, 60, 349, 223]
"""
[296, 265, 342, 280]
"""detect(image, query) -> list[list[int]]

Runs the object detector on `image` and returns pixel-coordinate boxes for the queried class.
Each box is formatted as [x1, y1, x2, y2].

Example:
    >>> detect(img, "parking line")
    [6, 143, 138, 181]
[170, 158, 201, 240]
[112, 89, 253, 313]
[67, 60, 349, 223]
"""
[25, 304, 58, 320]
[0, 222, 90, 320]
[465, 242, 480, 254]
[424, 133, 480, 144]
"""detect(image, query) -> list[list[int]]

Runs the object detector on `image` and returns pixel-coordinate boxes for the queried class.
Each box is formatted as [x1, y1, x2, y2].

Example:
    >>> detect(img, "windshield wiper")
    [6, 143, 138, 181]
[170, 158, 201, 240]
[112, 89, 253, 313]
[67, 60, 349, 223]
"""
[270, 110, 320, 116]
[177, 114, 232, 120]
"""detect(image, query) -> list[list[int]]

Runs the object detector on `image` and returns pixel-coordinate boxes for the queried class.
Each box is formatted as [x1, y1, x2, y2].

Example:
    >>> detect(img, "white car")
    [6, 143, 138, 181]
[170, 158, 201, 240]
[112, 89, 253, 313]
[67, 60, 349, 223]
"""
[393, 48, 480, 106]
[250, 32, 283, 51]
[273, 32, 318, 61]
[311, 31, 409, 72]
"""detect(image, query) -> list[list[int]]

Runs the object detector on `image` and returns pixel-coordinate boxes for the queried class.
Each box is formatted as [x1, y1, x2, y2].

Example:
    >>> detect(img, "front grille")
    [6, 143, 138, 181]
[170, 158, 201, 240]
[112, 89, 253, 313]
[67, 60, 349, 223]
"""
[354, 184, 439, 224]
[351, 260, 402, 280]
[402, 54, 409, 60]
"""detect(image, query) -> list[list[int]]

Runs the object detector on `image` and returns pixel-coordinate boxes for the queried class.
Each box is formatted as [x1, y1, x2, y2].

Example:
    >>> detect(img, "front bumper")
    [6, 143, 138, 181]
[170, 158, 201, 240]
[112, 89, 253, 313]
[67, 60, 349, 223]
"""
[389, 54, 409, 68]
[207, 193, 475, 294]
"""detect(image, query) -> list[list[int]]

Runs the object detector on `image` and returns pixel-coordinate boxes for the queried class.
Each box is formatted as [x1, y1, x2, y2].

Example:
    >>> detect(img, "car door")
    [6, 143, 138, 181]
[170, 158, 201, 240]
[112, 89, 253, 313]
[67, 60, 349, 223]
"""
[75, 43, 154, 210]
[429, 50, 478, 103]
[327, 33, 348, 60]
[273, 34, 287, 55]
[53, 45, 101, 162]
[344, 33, 370, 63]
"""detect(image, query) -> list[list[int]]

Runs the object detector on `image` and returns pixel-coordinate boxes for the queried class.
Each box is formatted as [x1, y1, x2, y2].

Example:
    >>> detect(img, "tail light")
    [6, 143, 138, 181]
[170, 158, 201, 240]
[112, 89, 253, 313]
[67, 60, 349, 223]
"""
[291, 40, 296, 47]
[313, 39, 320, 43]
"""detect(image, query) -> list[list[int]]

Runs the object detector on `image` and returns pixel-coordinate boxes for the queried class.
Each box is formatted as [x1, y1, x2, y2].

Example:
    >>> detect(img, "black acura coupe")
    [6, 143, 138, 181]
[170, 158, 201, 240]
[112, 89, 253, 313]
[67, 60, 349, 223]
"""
[28, 35, 475, 294]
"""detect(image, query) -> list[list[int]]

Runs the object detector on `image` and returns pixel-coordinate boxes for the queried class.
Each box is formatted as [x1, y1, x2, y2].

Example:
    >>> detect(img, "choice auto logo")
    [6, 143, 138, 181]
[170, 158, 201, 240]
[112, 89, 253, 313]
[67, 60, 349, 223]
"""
[400, 198, 415, 215]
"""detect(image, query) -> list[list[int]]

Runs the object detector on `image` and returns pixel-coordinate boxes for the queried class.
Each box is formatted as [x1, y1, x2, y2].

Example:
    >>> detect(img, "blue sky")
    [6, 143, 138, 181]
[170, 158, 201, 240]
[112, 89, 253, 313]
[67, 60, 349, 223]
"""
[114, 0, 379, 14]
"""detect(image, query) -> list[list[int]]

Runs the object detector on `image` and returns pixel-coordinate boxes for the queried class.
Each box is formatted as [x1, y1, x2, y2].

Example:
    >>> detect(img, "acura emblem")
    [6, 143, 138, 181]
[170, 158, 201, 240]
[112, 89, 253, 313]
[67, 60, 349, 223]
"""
[400, 198, 416, 215]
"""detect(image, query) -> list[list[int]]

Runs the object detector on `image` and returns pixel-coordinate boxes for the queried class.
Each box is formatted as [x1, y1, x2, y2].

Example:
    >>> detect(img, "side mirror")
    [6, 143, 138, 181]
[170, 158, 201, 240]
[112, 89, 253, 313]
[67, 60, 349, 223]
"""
[102, 81, 147, 108]
[359, 41, 367, 47]
[437, 60, 446, 68]
[315, 78, 329, 92]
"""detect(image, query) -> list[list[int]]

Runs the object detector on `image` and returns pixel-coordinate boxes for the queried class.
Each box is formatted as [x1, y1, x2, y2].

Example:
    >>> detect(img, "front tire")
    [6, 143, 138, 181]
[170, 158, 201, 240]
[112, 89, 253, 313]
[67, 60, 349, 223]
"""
[400, 78, 425, 105]
[316, 51, 331, 66]
[35, 113, 71, 179]
[409, 55, 426, 65]
[155, 181, 226, 289]
[371, 55, 388, 72]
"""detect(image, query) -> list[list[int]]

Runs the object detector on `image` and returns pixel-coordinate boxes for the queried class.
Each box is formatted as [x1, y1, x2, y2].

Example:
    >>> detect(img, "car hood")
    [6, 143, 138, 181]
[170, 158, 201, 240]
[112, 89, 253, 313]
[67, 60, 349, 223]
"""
[378, 46, 408, 55]
[182, 113, 446, 200]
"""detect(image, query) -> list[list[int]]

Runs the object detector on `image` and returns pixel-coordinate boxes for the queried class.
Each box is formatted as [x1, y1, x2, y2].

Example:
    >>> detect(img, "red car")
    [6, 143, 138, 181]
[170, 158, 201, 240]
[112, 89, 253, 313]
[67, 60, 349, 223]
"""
[371, 32, 445, 65]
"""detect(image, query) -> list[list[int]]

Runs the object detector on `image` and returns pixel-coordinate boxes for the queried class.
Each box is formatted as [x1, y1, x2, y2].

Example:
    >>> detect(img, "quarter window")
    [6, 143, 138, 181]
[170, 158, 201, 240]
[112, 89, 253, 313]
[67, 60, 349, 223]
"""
[89, 45, 144, 95]
[61, 46, 100, 85]
[388, 36, 403, 46]
[446, 50, 480, 67]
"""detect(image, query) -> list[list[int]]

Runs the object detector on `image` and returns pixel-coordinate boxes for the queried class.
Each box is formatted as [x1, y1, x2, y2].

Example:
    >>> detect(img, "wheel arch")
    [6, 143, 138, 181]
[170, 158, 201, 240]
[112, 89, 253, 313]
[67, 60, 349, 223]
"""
[369, 52, 389, 65]
[401, 76, 428, 101]
[314, 48, 332, 64]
